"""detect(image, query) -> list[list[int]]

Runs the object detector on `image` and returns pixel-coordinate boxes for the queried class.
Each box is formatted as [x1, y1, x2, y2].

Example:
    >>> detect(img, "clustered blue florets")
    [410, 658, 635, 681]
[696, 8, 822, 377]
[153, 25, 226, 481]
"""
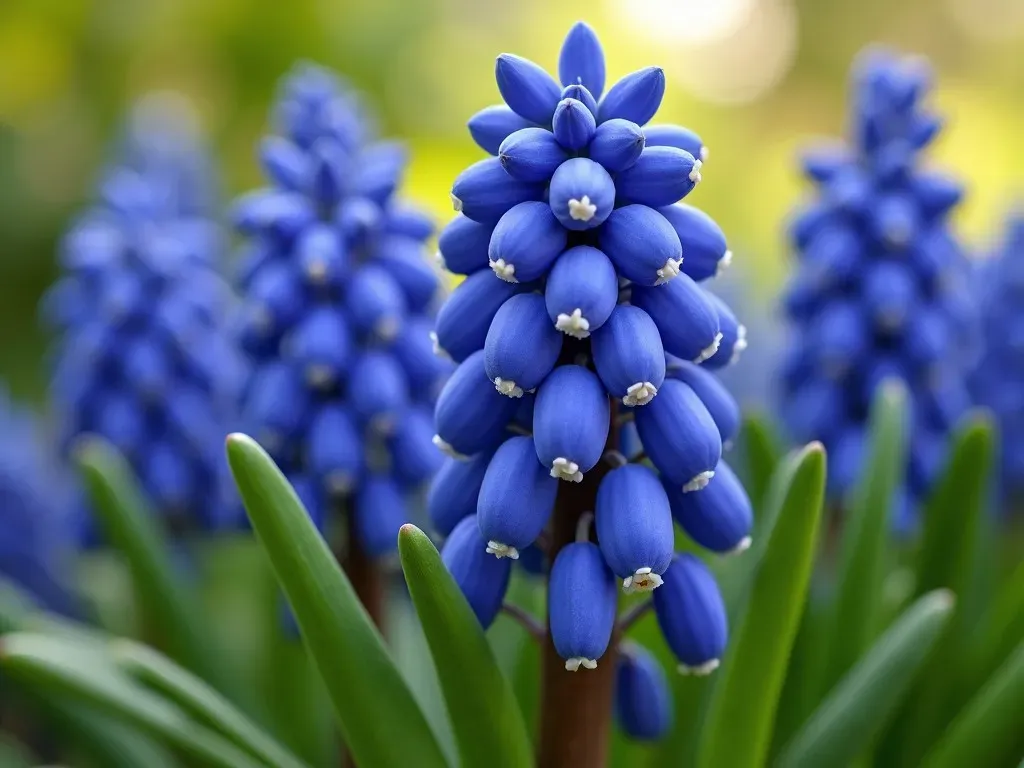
[44, 97, 246, 538]
[970, 211, 1024, 498]
[233, 64, 448, 554]
[430, 22, 753, 738]
[780, 49, 976, 533]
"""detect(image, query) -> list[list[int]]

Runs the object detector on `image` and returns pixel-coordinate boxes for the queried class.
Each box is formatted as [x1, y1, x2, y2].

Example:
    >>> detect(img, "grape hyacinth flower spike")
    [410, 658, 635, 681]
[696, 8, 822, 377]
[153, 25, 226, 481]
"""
[779, 48, 976, 532]
[432, 22, 751, 764]
[233, 63, 449, 628]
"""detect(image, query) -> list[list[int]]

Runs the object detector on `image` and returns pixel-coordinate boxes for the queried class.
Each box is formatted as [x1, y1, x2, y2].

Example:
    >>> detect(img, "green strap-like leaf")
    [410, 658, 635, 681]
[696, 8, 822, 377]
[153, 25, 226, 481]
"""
[962, 558, 1024, 702]
[224, 434, 448, 768]
[398, 525, 532, 768]
[45, 700, 181, 768]
[827, 381, 907, 690]
[777, 589, 955, 768]
[0, 632, 265, 768]
[737, 410, 783, 516]
[921, 641, 1024, 768]
[697, 442, 827, 768]
[111, 639, 309, 768]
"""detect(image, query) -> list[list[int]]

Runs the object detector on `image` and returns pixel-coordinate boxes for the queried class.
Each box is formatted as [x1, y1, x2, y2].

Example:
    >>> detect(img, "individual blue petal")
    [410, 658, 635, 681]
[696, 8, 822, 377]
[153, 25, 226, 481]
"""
[351, 141, 407, 204]
[615, 645, 673, 741]
[259, 136, 311, 192]
[484, 293, 563, 397]
[561, 83, 599, 117]
[597, 67, 665, 126]
[498, 127, 569, 183]
[631, 274, 720, 362]
[281, 306, 353, 389]
[811, 300, 869, 378]
[243, 260, 306, 341]
[468, 105, 535, 155]
[335, 197, 382, 243]
[558, 22, 606, 98]
[93, 393, 144, 457]
[533, 365, 610, 482]
[595, 464, 674, 592]
[487, 201, 568, 283]
[232, 189, 316, 241]
[143, 441, 196, 512]
[307, 404, 363, 495]
[666, 360, 740, 447]
[783, 379, 845, 445]
[295, 223, 349, 289]
[664, 459, 752, 554]
[517, 544, 549, 577]
[862, 261, 918, 330]
[353, 475, 408, 557]
[635, 379, 721, 492]
[348, 351, 410, 431]
[588, 119, 645, 173]
[913, 171, 963, 220]
[437, 214, 493, 276]
[600, 205, 683, 286]
[245, 362, 310, 457]
[548, 158, 616, 231]
[699, 291, 746, 370]
[552, 98, 597, 152]
[549, 541, 617, 671]
[799, 144, 852, 183]
[477, 435, 558, 559]
[450, 158, 545, 225]
[392, 316, 453, 399]
[870, 192, 920, 250]
[654, 554, 728, 674]
[643, 124, 707, 163]
[344, 263, 408, 341]
[801, 224, 860, 290]
[658, 204, 729, 282]
[900, 307, 947, 371]
[829, 426, 866, 496]
[428, 452, 492, 536]
[495, 53, 563, 125]
[442, 514, 512, 629]
[374, 235, 439, 312]
[389, 406, 444, 487]
[384, 203, 435, 241]
[616, 147, 701, 208]
[591, 305, 666, 407]
[545, 245, 619, 339]
[289, 473, 325, 530]
[432, 268, 527, 363]
[434, 350, 519, 458]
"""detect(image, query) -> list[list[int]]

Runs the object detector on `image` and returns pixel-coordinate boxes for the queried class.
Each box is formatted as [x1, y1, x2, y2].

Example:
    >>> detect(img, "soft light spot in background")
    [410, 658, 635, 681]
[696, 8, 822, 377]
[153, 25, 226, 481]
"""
[944, 0, 1024, 41]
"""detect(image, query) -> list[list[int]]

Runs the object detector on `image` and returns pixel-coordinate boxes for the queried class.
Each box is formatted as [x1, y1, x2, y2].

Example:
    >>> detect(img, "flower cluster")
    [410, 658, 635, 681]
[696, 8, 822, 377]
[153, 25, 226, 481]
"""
[233, 64, 448, 553]
[780, 49, 976, 531]
[0, 387, 78, 615]
[44, 96, 246, 538]
[432, 22, 752, 699]
[970, 210, 1024, 499]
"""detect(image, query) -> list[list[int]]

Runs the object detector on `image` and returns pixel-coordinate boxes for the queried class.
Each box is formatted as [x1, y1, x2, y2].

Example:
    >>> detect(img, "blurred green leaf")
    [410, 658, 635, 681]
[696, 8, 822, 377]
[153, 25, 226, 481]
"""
[921, 641, 1024, 768]
[73, 438, 220, 686]
[777, 589, 955, 768]
[398, 524, 532, 768]
[697, 442, 826, 768]
[827, 381, 907, 689]
[963, 558, 1024, 699]
[224, 433, 447, 768]
[45, 700, 181, 768]
[737, 410, 783, 515]
[0, 733, 32, 768]
[0, 632, 264, 768]
[111, 639, 308, 768]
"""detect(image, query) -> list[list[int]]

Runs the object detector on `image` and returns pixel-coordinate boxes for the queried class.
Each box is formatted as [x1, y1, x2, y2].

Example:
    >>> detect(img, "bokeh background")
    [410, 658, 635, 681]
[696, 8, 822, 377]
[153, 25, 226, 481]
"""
[2, 0, 1023, 405]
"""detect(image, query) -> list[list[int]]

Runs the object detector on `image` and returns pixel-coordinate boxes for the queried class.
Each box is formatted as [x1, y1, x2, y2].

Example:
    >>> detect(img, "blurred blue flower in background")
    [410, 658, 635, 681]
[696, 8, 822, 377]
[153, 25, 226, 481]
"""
[233, 64, 448, 556]
[970, 210, 1024, 500]
[43, 94, 247, 541]
[433, 22, 751, 686]
[779, 48, 977, 533]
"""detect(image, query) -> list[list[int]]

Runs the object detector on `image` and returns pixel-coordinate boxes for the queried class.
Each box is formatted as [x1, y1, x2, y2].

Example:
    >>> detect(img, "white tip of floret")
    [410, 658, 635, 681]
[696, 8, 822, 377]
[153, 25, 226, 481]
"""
[679, 658, 719, 676]
[375, 316, 399, 341]
[450, 192, 463, 212]
[550, 457, 583, 483]
[434, 249, 447, 270]
[730, 325, 748, 365]
[325, 470, 354, 495]
[429, 331, 452, 361]
[432, 434, 469, 460]
[565, 657, 599, 672]
[556, 308, 591, 339]
[485, 540, 520, 560]
[727, 536, 752, 556]
[716, 249, 733, 276]
[305, 364, 335, 389]
[623, 567, 664, 594]
[489, 258, 518, 283]
[683, 470, 715, 493]
[568, 195, 597, 222]
[655, 257, 683, 285]
[305, 258, 328, 283]
[700, 145, 709, 162]
[623, 381, 658, 407]
[689, 159, 703, 184]
[494, 377, 524, 398]
[694, 333, 724, 364]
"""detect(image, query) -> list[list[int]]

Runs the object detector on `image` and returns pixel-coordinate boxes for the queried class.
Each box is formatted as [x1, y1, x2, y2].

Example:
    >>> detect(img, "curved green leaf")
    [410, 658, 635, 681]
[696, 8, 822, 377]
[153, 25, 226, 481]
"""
[963, 558, 1024, 701]
[45, 700, 181, 768]
[111, 639, 308, 768]
[0, 632, 264, 768]
[738, 410, 783, 515]
[697, 442, 827, 768]
[921, 641, 1024, 768]
[398, 525, 532, 768]
[224, 434, 447, 768]
[777, 589, 955, 768]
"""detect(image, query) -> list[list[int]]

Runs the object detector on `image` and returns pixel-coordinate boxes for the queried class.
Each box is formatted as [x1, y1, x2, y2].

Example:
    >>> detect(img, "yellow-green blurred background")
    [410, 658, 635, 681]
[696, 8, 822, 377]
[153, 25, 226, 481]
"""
[2, 0, 1023, 399]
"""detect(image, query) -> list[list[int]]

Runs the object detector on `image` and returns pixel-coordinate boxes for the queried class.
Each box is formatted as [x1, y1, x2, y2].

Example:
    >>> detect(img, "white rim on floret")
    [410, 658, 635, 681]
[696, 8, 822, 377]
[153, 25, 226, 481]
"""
[623, 567, 664, 594]
[694, 333, 723, 364]
[726, 536, 753, 556]
[679, 659, 719, 676]
[305, 364, 335, 389]
[568, 195, 597, 222]
[325, 470, 354, 495]
[550, 457, 584, 483]
[375, 315, 399, 341]
[716, 249, 733, 276]
[622, 381, 658, 407]
[485, 540, 520, 559]
[556, 308, 591, 338]
[432, 434, 469, 460]
[429, 331, 452, 361]
[450, 192, 463, 212]
[729, 325, 748, 365]
[689, 159, 703, 184]
[305, 258, 328, 283]
[434, 249, 447, 270]
[700, 145, 709, 162]
[494, 377, 524, 398]
[489, 257, 518, 283]
[683, 470, 715, 493]
[565, 657, 599, 672]
[655, 257, 683, 285]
